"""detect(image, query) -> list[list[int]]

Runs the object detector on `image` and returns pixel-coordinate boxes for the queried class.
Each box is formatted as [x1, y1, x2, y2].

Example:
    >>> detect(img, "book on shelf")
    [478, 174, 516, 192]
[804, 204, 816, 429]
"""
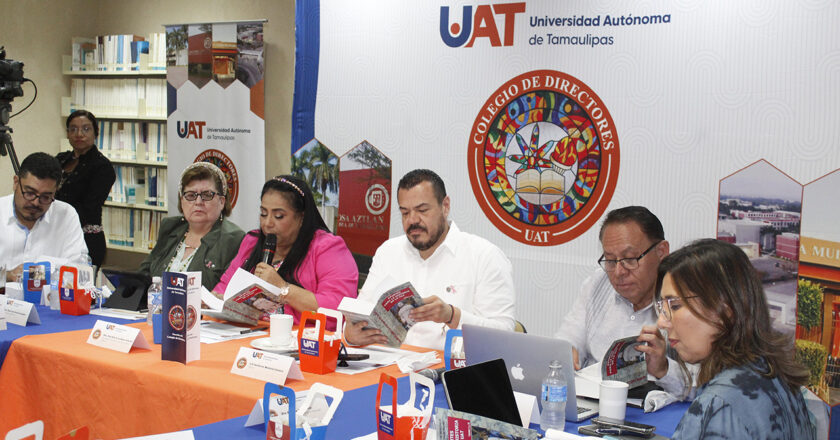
[96, 121, 167, 162]
[103, 207, 163, 250]
[337, 281, 424, 347]
[147, 33, 166, 70]
[108, 165, 166, 208]
[71, 37, 96, 71]
[70, 77, 166, 118]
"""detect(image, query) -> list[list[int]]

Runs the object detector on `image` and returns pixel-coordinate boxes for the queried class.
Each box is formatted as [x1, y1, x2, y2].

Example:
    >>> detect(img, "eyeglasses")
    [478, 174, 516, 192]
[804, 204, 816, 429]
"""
[655, 296, 698, 321]
[181, 190, 221, 202]
[17, 180, 55, 205]
[67, 126, 94, 135]
[598, 240, 662, 272]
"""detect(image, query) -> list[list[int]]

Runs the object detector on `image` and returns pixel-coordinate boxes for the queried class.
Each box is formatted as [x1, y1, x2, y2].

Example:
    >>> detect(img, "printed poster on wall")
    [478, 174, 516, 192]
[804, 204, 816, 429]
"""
[165, 21, 266, 230]
[336, 141, 392, 257]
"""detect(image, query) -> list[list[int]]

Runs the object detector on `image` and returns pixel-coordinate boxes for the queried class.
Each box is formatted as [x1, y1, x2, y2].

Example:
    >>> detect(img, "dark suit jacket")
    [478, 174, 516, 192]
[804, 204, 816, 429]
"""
[139, 216, 245, 290]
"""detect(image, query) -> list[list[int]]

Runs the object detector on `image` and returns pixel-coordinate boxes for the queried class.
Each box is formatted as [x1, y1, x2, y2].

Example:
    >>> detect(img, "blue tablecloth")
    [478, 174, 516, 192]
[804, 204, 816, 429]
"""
[0, 304, 139, 367]
[193, 376, 689, 439]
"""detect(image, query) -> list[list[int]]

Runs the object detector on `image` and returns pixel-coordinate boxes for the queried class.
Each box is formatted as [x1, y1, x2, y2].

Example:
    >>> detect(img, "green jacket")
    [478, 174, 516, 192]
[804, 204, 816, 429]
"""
[139, 216, 245, 291]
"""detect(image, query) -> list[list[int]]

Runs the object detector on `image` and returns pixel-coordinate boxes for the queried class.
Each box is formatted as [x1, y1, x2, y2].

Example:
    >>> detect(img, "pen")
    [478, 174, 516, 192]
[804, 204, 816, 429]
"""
[595, 428, 647, 438]
[240, 326, 268, 335]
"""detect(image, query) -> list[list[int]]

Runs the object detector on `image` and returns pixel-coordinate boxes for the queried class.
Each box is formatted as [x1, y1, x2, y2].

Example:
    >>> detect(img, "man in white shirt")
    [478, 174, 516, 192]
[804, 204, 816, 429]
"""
[345, 169, 516, 350]
[1, 152, 88, 281]
[555, 206, 690, 397]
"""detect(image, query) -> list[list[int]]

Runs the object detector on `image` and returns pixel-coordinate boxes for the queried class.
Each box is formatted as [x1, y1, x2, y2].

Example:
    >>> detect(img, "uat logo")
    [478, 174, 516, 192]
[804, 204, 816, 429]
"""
[468, 70, 620, 246]
[300, 338, 319, 356]
[177, 120, 206, 139]
[378, 409, 394, 435]
[440, 2, 526, 48]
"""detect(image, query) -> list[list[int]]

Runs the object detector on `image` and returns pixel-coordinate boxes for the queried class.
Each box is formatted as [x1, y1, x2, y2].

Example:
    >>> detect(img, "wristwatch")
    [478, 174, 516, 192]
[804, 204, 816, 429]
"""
[278, 284, 290, 296]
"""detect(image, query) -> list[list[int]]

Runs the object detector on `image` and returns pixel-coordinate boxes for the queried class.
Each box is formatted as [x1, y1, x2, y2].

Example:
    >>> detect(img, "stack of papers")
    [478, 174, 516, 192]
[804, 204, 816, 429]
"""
[199, 321, 267, 344]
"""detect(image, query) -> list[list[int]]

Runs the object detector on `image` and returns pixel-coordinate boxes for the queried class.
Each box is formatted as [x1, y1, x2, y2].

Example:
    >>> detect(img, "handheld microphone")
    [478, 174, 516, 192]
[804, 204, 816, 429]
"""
[261, 234, 277, 265]
[260, 234, 283, 314]
[416, 367, 447, 383]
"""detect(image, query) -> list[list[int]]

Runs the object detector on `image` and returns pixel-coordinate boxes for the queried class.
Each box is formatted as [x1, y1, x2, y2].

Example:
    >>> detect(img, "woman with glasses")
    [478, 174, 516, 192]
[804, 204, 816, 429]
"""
[212, 175, 358, 327]
[139, 162, 245, 290]
[655, 238, 814, 439]
[55, 110, 116, 268]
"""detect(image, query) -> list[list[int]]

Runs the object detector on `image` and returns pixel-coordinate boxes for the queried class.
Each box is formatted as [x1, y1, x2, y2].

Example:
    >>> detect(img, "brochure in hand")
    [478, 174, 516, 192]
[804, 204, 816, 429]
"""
[337, 282, 423, 347]
[202, 268, 286, 326]
[600, 335, 648, 388]
[433, 408, 540, 440]
[575, 335, 649, 400]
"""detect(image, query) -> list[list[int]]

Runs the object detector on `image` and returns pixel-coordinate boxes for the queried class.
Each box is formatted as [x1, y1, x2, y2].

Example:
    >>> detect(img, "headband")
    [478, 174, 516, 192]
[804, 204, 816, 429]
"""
[180, 161, 228, 196]
[273, 176, 305, 198]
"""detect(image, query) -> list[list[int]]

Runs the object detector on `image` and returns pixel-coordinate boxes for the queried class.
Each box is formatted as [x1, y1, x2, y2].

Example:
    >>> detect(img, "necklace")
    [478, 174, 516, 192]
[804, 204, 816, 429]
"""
[166, 230, 200, 272]
[184, 230, 201, 249]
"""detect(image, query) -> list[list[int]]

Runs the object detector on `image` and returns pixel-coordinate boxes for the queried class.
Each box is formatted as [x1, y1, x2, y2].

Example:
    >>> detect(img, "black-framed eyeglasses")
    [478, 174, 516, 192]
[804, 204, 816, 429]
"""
[181, 190, 221, 202]
[598, 240, 662, 272]
[17, 180, 55, 205]
[655, 296, 698, 321]
[67, 126, 94, 134]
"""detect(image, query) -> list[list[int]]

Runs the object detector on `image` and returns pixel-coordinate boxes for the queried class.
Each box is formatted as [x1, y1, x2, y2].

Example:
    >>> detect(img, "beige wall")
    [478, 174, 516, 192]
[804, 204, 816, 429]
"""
[0, 0, 295, 269]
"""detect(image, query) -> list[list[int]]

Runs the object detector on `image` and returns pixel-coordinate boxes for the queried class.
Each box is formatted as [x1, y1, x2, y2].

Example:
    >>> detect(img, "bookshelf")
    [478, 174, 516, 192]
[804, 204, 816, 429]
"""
[61, 34, 169, 255]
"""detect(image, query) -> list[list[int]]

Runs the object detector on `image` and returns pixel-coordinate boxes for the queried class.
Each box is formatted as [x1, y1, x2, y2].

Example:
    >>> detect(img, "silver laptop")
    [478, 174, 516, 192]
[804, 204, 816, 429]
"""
[462, 324, 598, 422]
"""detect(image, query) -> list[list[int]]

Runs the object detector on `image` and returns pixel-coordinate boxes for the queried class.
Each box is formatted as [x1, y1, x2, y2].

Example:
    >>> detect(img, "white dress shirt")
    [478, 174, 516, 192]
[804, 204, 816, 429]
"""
[556, 268, 693, 398]
[0, 194, 88, 271]
[360, 221, 516, 350]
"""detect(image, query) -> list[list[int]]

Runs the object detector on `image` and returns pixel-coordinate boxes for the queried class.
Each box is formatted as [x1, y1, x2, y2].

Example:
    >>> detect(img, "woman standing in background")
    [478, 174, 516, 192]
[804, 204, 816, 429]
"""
[56, 110, 115, 268]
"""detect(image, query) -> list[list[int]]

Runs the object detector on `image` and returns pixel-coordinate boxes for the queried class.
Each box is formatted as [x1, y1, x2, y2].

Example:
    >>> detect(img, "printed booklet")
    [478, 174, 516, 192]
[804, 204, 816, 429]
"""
[338, 281, 423, 347]
[434, 408, 540, 440]
[202, 268, 285, 326]
[575, 335, 649, 400]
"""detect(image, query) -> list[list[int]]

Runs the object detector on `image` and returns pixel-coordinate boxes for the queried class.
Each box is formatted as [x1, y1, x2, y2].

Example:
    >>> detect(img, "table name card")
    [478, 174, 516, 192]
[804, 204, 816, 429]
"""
[2, 295, 41, 326]
[86, 320, 151, 353]
[230, 346, 304, 385]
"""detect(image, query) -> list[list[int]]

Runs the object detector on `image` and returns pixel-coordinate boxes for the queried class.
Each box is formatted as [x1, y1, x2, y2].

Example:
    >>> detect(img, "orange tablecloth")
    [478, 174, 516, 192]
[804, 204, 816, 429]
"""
[0, 323, 440, 439]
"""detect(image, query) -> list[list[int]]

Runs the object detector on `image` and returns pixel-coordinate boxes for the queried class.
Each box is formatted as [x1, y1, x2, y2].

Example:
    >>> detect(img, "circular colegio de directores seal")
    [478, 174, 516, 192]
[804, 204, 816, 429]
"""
[169, 305, 186, 331]
[186, 305, 198, 330]
[236, 357, 248, 369]
[467, 70, 620, 246]
[194, 149, 239, 210]
[92, 329, 101, 340]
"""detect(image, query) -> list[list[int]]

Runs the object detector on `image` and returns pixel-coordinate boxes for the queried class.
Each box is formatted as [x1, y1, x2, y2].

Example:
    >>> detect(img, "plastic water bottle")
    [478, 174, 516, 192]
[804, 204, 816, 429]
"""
[146, 276, 163, 325]
[540, 360, 567, 432]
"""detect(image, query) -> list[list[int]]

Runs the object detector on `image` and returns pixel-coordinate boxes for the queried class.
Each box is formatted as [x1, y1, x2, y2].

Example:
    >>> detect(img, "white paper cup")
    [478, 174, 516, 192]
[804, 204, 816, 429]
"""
[599, 380, 629, 421]
[270, 314, 293, 346]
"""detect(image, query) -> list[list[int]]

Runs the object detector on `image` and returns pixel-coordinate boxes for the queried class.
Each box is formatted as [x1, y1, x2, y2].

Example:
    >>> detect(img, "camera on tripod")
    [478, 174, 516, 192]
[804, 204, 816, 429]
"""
[0, 46, 25, 125]
[0, 46, 26, 172]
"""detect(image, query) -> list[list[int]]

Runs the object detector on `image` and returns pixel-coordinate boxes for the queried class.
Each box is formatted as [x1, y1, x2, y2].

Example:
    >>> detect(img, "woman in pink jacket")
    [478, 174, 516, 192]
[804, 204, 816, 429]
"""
[214, 175, 358, 325]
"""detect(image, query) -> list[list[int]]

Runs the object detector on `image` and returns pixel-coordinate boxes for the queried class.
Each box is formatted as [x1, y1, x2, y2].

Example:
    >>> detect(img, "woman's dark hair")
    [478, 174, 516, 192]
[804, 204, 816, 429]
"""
[656, 238, 809, 393]
[242, 175, 329, 286]
[66, 110, 100, 138]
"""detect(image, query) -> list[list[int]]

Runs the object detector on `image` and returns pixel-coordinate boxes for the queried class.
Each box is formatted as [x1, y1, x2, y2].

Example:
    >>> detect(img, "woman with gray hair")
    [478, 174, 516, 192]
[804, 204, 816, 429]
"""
[139, 162, 245, 290]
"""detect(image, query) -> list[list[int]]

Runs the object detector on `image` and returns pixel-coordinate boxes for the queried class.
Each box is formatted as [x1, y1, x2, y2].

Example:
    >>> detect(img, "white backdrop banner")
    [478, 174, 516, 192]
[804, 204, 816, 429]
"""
[166, 21, 266, 231]
[294, 1, 840, 337]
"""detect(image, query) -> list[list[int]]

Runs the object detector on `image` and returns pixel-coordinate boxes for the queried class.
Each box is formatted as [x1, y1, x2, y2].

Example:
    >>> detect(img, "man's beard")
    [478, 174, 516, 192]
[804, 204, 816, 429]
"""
[407, 218, 446, 251]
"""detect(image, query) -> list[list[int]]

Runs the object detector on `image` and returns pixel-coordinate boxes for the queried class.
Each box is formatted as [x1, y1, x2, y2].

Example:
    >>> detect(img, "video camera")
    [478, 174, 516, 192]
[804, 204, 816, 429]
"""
[0, 46, 25, 172]
[0, 46, 25, 126]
